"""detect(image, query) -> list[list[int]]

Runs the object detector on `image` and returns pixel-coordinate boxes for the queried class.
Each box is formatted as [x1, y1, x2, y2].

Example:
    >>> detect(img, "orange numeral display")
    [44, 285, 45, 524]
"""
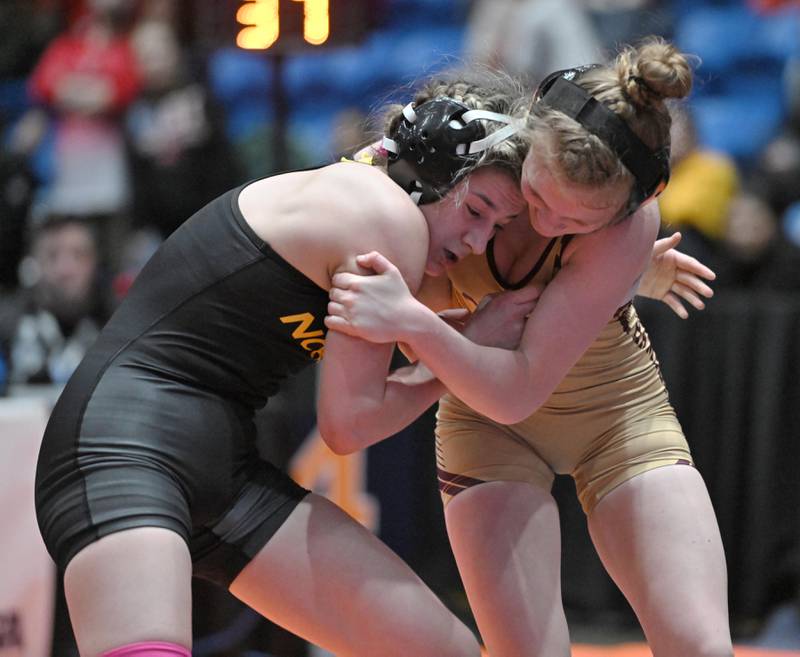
[292, 0, 330, 45]
[237, 0, 330, 49]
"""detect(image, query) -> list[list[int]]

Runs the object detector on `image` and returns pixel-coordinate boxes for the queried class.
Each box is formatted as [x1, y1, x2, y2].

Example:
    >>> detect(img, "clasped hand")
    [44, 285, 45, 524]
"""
[326, 251, 541, 349]
[326, 252, 423, 343]
[458, 287, 541, 349]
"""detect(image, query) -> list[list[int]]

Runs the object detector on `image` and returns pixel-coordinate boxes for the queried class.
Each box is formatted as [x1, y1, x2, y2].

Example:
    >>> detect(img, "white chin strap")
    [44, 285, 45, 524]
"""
[381, 103, 523, 158]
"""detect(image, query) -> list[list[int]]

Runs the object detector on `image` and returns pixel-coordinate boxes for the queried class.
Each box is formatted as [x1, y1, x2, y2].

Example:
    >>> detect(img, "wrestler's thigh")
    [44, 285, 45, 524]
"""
[229, 493, 479, 657]
[64, 526, 193, 657]
[446, 481, 570, 657]
[588, 465, 732, 657]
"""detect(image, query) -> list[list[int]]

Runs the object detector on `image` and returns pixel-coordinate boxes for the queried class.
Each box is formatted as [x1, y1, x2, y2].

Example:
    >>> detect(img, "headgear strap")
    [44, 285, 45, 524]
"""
[536, 68, 670, 216]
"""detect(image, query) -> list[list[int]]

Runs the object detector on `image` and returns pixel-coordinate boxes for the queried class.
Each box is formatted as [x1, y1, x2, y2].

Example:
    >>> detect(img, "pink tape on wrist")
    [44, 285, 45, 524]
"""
[102, 641, 191, 657]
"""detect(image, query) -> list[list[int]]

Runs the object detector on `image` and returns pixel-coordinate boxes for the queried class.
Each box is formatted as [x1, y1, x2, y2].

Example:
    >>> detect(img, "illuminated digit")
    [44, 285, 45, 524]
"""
[292, 0, 330, 45]
[236, 0, 280, 50]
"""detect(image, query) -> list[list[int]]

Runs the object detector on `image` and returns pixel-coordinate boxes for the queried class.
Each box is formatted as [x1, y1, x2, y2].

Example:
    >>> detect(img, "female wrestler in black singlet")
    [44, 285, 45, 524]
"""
[35, 70, 535, 657]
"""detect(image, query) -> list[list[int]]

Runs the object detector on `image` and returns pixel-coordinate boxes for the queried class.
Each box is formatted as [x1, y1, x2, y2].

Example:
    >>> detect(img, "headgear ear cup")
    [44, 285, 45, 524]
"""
[383, 96, 522, 204]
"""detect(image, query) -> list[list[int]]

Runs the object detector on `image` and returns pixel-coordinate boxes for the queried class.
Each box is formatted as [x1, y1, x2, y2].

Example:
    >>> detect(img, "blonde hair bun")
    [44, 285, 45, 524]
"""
[616, 37, 693, 108]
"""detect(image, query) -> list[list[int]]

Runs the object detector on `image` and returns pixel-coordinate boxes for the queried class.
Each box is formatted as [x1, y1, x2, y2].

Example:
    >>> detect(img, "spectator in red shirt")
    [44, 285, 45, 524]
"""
[28, 0, 141, 268]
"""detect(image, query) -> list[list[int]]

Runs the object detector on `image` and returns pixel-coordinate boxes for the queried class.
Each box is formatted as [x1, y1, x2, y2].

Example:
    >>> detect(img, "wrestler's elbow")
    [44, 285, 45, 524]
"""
[488, 407, 531, 426]
[319, 406, 380, 454]
[318, 413, 360, 455]
[320, 406, 391, 455]
[484, 391, 544, 425]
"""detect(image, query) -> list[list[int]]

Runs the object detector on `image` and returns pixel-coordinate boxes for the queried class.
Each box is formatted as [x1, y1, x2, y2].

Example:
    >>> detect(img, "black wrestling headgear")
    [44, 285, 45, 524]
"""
[534, 66, 671, 217]
[382, 96, 521, 205]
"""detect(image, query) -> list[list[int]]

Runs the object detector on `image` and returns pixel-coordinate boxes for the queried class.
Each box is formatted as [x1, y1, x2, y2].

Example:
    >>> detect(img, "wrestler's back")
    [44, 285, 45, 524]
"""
[238, 162, 428, 291]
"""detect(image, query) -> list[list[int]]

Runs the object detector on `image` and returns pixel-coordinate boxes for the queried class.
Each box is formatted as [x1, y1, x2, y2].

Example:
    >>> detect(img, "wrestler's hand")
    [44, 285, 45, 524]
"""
[638, 232, 716, 319]
[326, 251, 426, 344]
[462, 286, 542, 349]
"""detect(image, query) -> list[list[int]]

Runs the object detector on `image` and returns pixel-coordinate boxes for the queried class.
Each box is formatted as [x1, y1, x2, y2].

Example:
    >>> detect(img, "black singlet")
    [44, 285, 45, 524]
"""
[35, 179, 328, 584]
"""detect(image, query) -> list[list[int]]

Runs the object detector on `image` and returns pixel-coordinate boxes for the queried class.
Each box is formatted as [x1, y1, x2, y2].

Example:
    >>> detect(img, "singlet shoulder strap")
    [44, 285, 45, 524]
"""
[487, 236, 558, 290]
[553, 234, 574, 275]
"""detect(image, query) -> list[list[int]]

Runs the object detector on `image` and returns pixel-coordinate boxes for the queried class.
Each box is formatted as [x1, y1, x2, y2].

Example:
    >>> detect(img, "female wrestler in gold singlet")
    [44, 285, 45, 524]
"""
[327, 38, 733, 657]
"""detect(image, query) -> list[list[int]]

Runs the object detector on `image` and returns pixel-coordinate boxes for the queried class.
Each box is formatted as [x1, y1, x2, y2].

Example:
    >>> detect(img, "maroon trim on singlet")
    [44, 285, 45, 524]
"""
[437, 468, 486, 497]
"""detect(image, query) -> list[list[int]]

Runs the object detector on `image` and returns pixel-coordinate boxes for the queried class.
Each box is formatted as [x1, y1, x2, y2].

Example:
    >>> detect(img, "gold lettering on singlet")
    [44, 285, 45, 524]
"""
[280, 312, 326, 360]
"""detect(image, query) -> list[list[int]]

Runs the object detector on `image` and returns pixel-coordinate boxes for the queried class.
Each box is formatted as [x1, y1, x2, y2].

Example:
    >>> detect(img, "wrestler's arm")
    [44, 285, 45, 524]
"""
[318, 329, 447, 454]
[315, 191, 447, 454]
[338, 204, 659, 425]
[393, 272, 456, 364]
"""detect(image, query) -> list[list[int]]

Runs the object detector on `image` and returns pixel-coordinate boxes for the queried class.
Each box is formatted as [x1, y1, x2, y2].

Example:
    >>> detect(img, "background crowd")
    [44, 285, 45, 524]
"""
[0, 0, 799, 656]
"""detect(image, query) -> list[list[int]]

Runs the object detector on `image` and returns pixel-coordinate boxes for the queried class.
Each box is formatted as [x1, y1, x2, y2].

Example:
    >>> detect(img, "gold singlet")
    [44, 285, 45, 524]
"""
[436, 236, 693, 515]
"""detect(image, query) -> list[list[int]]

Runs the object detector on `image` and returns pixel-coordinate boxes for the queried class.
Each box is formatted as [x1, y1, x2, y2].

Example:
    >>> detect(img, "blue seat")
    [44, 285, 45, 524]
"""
[783, 201, 800, 247]
[207, 47, 272, 104]
[722, 67, 786, 104]
[207, 48, 275, 141]
[676, 7, 755, 75]
[382, 0, 466, 27]
[285, 45, 377, 105]
[671, 0, 738, 19]
[677, 5, 799, 75]
[0, 79, 30, 124]
[378, 26, 465, 84]
[753, 7, 800, 62]
[290, 110, 337, 162]
[691, 93, 784, 165]
[284, 26, 466, 110]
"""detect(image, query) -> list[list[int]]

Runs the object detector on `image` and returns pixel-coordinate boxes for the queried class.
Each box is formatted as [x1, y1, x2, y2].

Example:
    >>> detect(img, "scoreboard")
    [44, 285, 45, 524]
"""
[233, 0, 377, 51]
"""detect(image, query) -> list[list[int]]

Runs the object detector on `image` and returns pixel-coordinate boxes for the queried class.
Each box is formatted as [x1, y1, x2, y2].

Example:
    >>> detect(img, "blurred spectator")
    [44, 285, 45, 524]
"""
[124, 20, 241, 238]
[26, 0, 140, 267]
[658, 105, 739, 258]
[751, 58, 800, 218]
[110, 226, 162, 302]
[0, 215, 109, 386]
[0, 120, 39, 290]
[137, 0, 192, 43]
[711, 190, 800, 290]
[754, 133, 800, 217]
[465, 0, 603, 85]
[582, 0, 674, 52]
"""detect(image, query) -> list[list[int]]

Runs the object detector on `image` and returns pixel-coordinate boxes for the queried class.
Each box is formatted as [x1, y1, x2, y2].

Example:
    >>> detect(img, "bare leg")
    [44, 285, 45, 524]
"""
[588, 466, 733, 657]
[64, 527, 193, 657]
[230, 493, 479, 657]
[445, 481, 570, 657]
